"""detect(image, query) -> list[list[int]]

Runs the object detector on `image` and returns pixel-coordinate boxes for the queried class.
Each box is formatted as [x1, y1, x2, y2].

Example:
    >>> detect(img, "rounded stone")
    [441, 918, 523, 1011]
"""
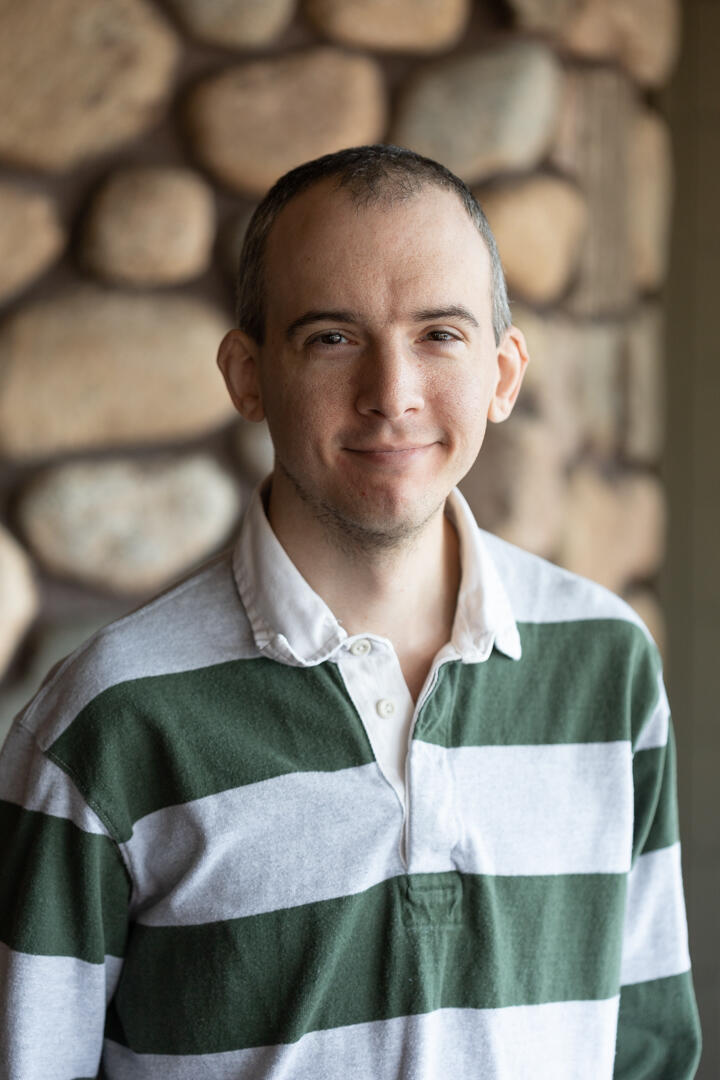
[391, 42, 562, 185]
[0, 526, 39, 680]
[234, 419, 275, 484]
[186, 48, 387, 196]
[629, 109, 673, 291]
[510, 0, 679, 88]
[304, 0, 470, 53]
[0, 184, 65, 303]
[476, 175, 587, 303]
[562, 0, 679, 88]
[83, 166, 216, 287]
[0, 0, 179, 172]
[559, 467, 665, 592]
[625, 305, 665, 464]
[461, 417, 567, 559]
[18, 455, 242, 594]
[0, 287, 235, 460]
[166, 0, 295, 47]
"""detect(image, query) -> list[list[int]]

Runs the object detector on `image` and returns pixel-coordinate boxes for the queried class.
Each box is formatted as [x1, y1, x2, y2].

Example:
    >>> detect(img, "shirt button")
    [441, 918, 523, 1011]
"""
[350, 639, 371, 656]
[376, 698, 395, 718]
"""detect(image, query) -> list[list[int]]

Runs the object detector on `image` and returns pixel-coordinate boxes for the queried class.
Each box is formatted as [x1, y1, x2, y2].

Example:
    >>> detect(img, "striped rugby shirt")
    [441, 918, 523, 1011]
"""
[0, 486, 701, 1079]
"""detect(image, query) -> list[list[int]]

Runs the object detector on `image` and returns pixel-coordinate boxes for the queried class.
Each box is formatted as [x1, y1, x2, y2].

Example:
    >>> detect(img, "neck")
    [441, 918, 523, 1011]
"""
[267, 473, 461, 699]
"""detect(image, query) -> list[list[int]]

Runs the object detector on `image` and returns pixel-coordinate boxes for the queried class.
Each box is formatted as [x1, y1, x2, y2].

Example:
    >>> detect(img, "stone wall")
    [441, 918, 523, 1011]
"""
[0, 0, 679, 738]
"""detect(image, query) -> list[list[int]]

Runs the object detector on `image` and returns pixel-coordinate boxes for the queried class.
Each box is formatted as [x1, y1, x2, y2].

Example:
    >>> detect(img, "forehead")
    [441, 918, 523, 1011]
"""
[262, 179, 492, 324]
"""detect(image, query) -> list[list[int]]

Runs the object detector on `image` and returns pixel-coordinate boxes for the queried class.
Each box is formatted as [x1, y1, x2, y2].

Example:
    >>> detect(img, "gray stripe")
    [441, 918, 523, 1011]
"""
[19, 555, 257, 749]
[0, 943, 123, 1080]
[0, 723, 106, 834]
[620, 843, 691, 985]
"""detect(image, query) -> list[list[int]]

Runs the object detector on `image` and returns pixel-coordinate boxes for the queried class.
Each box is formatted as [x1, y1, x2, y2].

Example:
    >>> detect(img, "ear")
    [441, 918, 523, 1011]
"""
[487, 325, 530, 424]
[216, 329, 265, 422]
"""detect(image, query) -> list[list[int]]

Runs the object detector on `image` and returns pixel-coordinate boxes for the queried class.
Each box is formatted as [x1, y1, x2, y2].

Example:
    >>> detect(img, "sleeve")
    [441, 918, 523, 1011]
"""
[0, 718, 131, 1080]
[613, 673, 702, 1079]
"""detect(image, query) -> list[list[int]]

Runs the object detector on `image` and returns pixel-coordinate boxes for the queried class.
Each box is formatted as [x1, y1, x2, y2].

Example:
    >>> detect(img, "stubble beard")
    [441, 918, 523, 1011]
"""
[276, 458, 443, 561]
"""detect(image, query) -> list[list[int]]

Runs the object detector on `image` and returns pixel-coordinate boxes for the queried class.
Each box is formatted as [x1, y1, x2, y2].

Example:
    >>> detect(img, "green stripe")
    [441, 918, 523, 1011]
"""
[416, 620, 661, 749]
[0, 801, 129, 962]
[632, 729, 679, 860]
[47, 659, 374, 841]
[614, 971, 702, 1078]
[106, 870, 625, 1056]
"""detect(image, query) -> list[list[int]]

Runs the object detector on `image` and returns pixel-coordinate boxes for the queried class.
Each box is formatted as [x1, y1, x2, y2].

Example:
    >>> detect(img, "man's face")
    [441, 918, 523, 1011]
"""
[222, 180, 527, 547]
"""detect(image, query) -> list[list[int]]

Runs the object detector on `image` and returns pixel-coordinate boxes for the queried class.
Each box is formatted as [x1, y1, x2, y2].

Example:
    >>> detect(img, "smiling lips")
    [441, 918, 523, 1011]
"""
[344, 444, 436, 464]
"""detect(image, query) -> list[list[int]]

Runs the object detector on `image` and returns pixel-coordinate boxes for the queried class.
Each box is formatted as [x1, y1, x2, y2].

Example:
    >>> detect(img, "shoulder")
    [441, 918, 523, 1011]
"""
[481, 528, 651, 639]
[17, 548, 257, 750]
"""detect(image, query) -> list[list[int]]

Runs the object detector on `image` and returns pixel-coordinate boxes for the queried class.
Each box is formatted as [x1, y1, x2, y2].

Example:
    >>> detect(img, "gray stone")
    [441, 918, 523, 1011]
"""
[0, 287, 235, 460]
[18, 455, 243, 594]
[166, 0, 295, 47]
[304, 0, 470, 53]
[391, 42, 562, 185]
[187, 48, 386, 197]
[0, 0, 179, 171]
[476, 175, 587, 304]
[508, 0, 583, 33]
[625, 305, 665, 463]
[558, 467, 665, 592]
[83, 166, 216, 287]
[0, 526, 39, 681]
[0, 183, 65, 302]
[219, 207, 257, 280]
[460, 417, 567, 559]
[629, 109, 673, 291]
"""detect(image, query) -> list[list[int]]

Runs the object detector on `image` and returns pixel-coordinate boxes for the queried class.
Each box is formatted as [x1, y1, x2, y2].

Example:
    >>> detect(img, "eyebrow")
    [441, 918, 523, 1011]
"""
[285, 310, 362, 340]
[285, 304, 481, 340]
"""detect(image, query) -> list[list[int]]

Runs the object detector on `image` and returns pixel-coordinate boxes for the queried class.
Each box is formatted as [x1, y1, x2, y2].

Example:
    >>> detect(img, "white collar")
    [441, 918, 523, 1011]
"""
[233, 484, 522, 667]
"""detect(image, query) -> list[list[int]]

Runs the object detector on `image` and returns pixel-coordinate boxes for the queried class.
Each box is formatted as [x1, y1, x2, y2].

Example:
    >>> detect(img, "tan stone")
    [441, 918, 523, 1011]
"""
[234, 419, 275, 484]
[625, 304, 665, 463]
[0, 526, 39, 680]
[186, 49, 386, 197]
[18, 455, 242, 594]
[629, 109, 673, 291]
[392, 42, 562, 185]
[477, 175, 587, 304]
[562, 0, 679, 88]
[460, 417, 567, 559]
[166, 0, 295, 47]
[559, 467, 665, 592]
[0, 0, 179, 171]
[510, 0, 679, 87]
[508, 0, 583, 33]
[0, 183, 65, 302]
[552, 67, 635, 317]
[0, 287, 235, 460]
[512, 305, 623, 460]
[623, 587, 666, 657]
[83, 167, 216, 287]
[304, 0, 470, 53]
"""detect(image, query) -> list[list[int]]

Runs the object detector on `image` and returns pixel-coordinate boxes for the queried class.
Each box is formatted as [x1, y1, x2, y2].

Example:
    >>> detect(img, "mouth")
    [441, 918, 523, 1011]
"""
[343, 444, 436, 465]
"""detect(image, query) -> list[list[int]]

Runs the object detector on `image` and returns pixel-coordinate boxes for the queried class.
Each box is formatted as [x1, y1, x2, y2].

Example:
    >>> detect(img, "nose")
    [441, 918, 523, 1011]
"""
[354, 338, 425, 421]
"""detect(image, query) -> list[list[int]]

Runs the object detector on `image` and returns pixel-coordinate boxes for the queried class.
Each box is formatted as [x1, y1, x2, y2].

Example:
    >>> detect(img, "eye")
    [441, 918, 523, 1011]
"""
[423, 329, 460, 343]
[307, 331, 349, 347]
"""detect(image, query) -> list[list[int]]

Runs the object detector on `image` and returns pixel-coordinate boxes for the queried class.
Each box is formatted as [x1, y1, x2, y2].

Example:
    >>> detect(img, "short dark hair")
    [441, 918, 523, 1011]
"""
[235, 144, 512, 346]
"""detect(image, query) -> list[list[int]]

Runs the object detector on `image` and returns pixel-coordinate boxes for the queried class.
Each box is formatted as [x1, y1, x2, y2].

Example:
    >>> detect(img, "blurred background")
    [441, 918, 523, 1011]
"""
[0, 0, 716, 1071]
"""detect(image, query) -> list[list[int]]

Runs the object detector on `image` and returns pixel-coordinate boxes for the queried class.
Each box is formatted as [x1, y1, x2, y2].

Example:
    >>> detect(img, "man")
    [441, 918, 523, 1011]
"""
[0, 145, 700, 1078]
